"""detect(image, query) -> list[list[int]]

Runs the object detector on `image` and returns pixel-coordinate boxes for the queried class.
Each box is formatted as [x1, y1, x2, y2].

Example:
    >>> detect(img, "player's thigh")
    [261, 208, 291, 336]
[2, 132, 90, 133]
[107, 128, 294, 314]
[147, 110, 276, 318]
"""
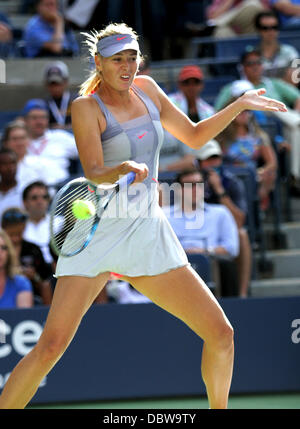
[38, 272, 110, 349]
[124, 265, 233, 344]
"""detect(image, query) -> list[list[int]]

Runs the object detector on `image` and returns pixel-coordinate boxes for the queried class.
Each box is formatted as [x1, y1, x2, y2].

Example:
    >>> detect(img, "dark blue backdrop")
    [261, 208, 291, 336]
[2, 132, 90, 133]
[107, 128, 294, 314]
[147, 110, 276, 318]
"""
[0, 296, 299, 404]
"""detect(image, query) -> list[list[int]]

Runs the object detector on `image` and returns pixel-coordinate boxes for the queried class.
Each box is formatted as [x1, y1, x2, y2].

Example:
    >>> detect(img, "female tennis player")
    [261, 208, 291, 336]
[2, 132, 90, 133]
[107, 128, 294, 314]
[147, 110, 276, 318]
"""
[0, 23, 287, 409]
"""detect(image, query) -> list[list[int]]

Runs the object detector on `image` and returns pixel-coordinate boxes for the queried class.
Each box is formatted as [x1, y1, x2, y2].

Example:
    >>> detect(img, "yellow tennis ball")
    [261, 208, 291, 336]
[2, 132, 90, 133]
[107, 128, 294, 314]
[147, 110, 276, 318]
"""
[72, 199, 95, 219]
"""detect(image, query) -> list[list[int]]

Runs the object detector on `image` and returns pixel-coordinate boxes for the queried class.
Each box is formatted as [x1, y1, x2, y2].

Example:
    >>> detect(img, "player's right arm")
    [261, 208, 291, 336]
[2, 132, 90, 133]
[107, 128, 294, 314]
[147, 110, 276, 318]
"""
[71, 96, 148, 184]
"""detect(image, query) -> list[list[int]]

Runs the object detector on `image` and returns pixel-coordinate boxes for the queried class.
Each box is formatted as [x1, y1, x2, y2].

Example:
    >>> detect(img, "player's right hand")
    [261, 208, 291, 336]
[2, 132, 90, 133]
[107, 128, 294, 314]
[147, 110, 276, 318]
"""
[121, 161, 149, 184]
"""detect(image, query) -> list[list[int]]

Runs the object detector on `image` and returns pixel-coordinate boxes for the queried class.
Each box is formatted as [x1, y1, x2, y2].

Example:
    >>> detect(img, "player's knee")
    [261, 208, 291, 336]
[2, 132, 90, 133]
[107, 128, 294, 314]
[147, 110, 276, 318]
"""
[35, 335, 69, 364]
[210, 321, 234, 352]
[218, 322, 234, 350]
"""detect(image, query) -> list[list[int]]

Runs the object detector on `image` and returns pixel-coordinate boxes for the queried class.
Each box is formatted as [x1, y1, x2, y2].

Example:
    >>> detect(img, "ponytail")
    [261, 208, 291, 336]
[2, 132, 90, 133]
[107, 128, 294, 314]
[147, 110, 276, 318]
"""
[79, 69, 101, 96]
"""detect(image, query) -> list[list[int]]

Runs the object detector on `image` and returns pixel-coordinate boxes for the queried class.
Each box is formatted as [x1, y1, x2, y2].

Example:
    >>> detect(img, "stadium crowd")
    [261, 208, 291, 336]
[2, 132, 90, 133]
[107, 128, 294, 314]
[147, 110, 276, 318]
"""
[1, 0, 300, 307]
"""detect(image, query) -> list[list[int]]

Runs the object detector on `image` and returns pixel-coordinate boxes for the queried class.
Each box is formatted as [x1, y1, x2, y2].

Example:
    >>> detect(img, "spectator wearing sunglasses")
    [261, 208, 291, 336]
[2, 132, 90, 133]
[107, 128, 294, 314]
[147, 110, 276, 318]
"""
[215, 49, 300, 185]
[160, 65, 215, 172]
[254, 11, 299, 81]
[0, 229, 33, 309]
[22, 181, 53, 267]
[216, 49, 300, 111]
[1, 207, 53, 306]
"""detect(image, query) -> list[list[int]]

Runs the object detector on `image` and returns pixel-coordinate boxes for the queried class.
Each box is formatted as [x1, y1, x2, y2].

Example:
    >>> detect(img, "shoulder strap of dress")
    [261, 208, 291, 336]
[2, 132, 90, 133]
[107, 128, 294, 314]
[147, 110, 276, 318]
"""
[90, 93, 123, 140]
[131, 83, 160, 120]
[90, 93, 111, 122]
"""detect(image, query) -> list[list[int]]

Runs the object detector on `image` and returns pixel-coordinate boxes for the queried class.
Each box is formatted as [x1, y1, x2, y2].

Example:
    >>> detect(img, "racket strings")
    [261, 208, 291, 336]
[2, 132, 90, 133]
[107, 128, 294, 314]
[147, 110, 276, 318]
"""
[51, 182, 99, 255]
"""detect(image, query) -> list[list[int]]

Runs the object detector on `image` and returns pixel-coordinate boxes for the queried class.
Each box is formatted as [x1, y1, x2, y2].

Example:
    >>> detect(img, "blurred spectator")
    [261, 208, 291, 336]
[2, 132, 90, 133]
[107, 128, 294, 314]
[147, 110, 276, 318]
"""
[0, 12, 13, 57]
[2, 119, 57, 187]
[20, 0, 37, 14]
[0, 229, 33, 309]
[137, 58, 151, 76]
[43, 61, 75, 130]
[206, 0, 267, 37]
[62, 0, 100, 30]
[164, 169, 239, 256]
[215, 50, 300, 185]
[22, 181, 53, 266]
[160, 65, 215, 172]
[1, 208, 53, 305]
[23, 98, 79, 186]
[0, 13, 13, 43]
[254, 10, 299, 81]
[106, 278, 151, 304]
[196, 140, 251, 297]
[271, 0, 300, 30]
[216, 98, 278, 210]
[216, 49, 300, 111]
[137, 57, 167, 92]
[164, 169, 240, 296]
[23, 0, 79, 58]
[0, 148, 24, 223]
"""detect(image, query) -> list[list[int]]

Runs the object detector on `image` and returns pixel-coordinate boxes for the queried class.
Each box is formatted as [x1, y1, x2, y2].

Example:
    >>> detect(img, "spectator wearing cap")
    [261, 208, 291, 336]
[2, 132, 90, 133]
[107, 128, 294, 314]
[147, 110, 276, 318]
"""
[196, 140, 252, 297]
[43, 61, 76, 130]
[214, 49, 300, 185]
[23, 98, 79, 186]
[23, 0, 79, 58]
[159, 65, 215, 172]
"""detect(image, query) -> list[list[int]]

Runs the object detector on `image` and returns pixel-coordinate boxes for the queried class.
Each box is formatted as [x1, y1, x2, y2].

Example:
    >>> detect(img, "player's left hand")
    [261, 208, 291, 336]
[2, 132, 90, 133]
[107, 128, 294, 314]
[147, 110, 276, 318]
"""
[238, 88, 287, 113]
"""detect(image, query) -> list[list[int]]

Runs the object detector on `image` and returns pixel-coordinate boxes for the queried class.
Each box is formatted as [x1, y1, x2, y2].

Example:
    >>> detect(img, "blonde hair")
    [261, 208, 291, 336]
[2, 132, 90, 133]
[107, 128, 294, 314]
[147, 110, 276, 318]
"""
[0, 229, 21, 278]
[79, 23, 141, 96]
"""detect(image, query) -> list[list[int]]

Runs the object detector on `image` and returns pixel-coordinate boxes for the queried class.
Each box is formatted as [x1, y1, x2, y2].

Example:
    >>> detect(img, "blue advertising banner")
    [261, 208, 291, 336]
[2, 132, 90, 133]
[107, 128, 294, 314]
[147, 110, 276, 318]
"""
[0, 296, 299, 404]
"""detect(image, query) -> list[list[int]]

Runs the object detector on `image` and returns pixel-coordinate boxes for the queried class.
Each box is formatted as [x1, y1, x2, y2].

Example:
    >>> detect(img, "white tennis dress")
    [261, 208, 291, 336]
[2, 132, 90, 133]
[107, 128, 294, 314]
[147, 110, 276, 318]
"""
[55, 84, 188, 278]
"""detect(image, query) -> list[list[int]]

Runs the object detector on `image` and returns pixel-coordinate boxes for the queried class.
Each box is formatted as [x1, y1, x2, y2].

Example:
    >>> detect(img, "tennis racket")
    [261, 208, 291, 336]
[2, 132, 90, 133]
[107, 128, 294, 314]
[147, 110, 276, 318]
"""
[50, 172, 136, 257]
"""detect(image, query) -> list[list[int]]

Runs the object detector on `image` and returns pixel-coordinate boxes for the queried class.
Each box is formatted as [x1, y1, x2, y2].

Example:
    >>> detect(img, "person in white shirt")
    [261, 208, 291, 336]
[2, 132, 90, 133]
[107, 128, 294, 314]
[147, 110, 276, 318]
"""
[22, 181, 53, 265]
[1, 119, 57, 189]
[23, 98, 79, 186]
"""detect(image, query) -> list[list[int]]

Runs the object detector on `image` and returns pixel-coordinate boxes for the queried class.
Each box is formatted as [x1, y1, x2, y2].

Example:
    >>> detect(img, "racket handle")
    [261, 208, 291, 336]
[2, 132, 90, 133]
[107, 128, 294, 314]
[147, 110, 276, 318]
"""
[117, 171, 136, 189]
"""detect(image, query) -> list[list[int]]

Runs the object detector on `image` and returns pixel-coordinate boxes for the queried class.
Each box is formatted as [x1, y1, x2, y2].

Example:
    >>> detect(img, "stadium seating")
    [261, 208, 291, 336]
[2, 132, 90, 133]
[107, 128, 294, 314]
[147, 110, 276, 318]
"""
[189, 33, 300, 60]
[187, 252, 212, 284]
